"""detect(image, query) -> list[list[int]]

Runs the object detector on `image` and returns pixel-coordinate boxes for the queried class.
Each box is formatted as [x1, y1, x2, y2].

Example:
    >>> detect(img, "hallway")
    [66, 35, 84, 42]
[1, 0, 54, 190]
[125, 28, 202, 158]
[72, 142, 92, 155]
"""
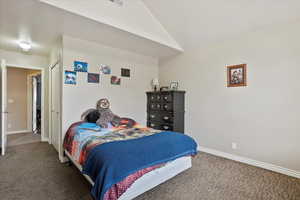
[7, 132, 41, 147]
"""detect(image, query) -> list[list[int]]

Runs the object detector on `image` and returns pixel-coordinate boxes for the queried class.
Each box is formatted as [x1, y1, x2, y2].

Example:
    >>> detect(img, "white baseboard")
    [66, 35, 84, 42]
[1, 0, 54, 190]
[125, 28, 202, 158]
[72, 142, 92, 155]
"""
[198, 146, 300, 179]
[41, 137, 49, 143]
[7, 130, 31, 135]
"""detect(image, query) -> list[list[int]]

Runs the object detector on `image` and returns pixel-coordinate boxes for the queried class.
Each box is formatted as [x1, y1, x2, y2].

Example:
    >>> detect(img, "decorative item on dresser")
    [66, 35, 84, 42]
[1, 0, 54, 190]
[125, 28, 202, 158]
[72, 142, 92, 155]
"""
[146, 91, 185, 133]
[151, 78, 159, 92]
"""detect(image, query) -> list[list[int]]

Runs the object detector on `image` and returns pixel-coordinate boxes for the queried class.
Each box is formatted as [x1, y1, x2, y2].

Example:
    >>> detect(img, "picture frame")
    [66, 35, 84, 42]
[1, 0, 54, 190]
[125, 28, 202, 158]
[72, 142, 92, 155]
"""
[121, 68, 130, 77]
[100, 64, 111, 75]
[64, 71, 77, 85]
[88, 73, 100, 83]
[169, 82, 179, 90]
[111, 76, 121, 85]
[74, 61, 88, 72]
[227, 64, 247, 87]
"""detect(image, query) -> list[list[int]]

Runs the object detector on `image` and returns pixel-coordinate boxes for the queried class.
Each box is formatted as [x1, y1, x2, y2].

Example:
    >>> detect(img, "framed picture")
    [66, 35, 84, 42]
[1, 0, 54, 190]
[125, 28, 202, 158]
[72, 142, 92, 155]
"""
[100, 64, 111, 75]
[74, 61, 88, 72]
[121, 68, 130, 77]
[111, 76, 121, 85]
[227, 64, 247, 87]
[64, 71, 77, 85]
[170, 82, 179, 90]
[88, 73, 100, 83]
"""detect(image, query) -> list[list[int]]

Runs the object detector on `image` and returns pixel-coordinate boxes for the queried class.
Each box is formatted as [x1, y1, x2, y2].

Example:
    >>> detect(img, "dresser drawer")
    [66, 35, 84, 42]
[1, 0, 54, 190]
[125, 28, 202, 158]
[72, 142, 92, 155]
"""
[148, 112, 160, 121]
[161, 113, 173, 123]
[149, 94, 156, 102]
[149, 94, 162, 102]
[148, 121, 173, 131]
[160, 124, 173, 131]
[149, 103, 162, 111]
[162, 93, 172, 102]
[147, 121, 161, 130]
[162, 103, 173, 111]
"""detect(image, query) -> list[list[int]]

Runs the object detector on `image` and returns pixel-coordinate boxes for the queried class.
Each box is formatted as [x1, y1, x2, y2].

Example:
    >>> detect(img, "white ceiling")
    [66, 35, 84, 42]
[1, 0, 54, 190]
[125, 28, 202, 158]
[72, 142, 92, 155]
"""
[40, 0, 182, 51]
[0, 0, 182, 58]
[2, 0, 300, 58]
[142, 0, 300, 49]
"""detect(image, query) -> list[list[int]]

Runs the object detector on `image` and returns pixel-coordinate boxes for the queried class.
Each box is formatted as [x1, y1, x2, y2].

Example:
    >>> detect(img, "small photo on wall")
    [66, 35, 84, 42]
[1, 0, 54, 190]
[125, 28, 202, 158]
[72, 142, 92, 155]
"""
[111, 76, 121, 85]
[65, 71, 77, 85]
[121, 68, 130, 77]
[227, 64, 247, 87]
[100, 64, 111, 75]
[88, 73, 100, 83]
[74, 61, 88, 72]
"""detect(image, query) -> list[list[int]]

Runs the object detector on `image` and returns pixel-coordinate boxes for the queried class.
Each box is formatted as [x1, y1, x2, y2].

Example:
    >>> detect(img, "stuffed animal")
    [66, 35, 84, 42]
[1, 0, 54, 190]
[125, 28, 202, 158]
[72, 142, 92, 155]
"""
[96, 98, 121, 128]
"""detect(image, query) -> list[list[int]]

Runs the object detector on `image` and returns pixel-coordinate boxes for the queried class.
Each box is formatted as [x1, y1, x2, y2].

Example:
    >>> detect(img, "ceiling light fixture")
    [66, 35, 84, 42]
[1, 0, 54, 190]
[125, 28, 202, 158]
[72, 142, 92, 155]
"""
[109, 0, 123, 6]
[18, 41, 32, 52]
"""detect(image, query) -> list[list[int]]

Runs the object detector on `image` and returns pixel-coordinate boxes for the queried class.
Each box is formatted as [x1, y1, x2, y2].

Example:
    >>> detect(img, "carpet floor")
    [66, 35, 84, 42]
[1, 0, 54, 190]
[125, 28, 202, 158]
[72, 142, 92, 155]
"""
[7, 132, 41, 147]
[0, 142, 299, 200]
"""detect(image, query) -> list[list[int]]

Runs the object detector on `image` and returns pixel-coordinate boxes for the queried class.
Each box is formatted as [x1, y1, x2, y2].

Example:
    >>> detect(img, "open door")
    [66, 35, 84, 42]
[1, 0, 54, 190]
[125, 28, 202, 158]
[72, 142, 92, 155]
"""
[0, 59, 7, 155]
[32, 76, 37, 133]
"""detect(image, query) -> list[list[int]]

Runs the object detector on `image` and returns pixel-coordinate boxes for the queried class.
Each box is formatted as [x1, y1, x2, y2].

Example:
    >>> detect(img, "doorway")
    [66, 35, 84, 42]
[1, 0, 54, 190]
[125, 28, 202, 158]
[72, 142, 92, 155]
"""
[6, 67, 42, 147]
[1, 60, 46, 155]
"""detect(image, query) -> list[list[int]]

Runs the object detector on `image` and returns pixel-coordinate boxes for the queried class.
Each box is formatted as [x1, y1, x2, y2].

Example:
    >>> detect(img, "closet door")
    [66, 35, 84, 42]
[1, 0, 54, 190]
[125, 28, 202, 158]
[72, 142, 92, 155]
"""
[51, 63, 61, 152]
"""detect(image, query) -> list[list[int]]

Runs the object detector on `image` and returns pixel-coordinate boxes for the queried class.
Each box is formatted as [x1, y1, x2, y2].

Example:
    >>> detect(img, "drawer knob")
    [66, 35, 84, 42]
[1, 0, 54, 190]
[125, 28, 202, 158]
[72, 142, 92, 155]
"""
[163, 126, 169, 130]
[150, 115, 155, 118]
[163, 116, 169, 120]
[151, 123, 155, 127]
[164, 96, 168, 100]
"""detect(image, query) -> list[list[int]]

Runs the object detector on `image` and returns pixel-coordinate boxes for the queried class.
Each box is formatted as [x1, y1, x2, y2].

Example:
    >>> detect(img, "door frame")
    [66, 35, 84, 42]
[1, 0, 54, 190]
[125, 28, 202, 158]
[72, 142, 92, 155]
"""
[5, 62, 47, 142]
[1, 59, 7, 155]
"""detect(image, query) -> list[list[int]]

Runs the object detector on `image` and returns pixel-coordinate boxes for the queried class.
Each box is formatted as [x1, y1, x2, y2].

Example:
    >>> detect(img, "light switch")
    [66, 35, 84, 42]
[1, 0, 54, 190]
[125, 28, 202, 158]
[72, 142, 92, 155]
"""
[8, 99, 14, 103]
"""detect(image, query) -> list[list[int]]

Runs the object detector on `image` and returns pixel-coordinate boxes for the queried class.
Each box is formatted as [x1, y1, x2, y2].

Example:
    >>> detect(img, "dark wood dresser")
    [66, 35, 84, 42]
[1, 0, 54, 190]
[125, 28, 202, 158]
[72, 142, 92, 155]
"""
[146, 91, 185, 133]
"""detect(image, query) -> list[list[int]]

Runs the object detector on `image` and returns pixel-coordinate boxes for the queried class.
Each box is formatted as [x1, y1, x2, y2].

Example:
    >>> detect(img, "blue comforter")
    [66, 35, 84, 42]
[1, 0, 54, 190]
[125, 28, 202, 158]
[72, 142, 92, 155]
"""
[82, 131, 197, 200]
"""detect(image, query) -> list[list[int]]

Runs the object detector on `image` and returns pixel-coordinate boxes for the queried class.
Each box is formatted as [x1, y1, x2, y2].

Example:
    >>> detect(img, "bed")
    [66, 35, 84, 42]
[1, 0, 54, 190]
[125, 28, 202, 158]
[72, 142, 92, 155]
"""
[63, 121, 197, 200]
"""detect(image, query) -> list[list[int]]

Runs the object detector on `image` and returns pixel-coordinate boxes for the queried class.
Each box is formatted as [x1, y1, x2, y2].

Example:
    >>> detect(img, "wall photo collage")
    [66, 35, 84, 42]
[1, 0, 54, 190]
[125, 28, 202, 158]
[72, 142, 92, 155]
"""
[64, 61, 131, 86]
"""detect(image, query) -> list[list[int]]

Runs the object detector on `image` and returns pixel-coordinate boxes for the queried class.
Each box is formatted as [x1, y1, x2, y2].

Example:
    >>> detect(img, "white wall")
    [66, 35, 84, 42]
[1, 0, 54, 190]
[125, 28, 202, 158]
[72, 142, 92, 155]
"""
[61, 36, 159, 139]
[159, 21, 300, 172]
[0, 49, 50, 139]
[7, 68, 28, 133]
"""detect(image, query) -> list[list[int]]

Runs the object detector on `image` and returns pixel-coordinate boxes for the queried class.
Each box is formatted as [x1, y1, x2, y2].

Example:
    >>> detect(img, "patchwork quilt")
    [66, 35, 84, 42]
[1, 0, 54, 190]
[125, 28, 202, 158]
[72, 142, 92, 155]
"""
[63, 121, 197, 200]
[63, 121, 161, 165]
[63, 121, 162, 200]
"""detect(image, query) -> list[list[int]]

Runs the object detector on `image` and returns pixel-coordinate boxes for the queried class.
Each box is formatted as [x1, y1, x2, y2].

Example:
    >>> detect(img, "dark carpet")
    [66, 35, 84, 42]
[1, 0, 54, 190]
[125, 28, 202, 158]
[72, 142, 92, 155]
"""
[0, 142, 299, 200]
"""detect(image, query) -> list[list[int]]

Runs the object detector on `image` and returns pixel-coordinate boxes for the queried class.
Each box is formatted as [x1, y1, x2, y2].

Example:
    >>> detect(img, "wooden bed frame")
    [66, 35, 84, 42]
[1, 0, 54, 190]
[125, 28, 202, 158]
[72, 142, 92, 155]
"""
[64, 150, 192, 200]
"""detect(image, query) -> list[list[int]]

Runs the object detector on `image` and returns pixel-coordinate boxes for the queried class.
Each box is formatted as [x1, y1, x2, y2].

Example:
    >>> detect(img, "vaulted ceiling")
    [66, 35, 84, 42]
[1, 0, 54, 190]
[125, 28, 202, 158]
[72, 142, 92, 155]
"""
[142, 0, 300, 49]
[0, 0, 182, 58]
[1, 0, 300, 58]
